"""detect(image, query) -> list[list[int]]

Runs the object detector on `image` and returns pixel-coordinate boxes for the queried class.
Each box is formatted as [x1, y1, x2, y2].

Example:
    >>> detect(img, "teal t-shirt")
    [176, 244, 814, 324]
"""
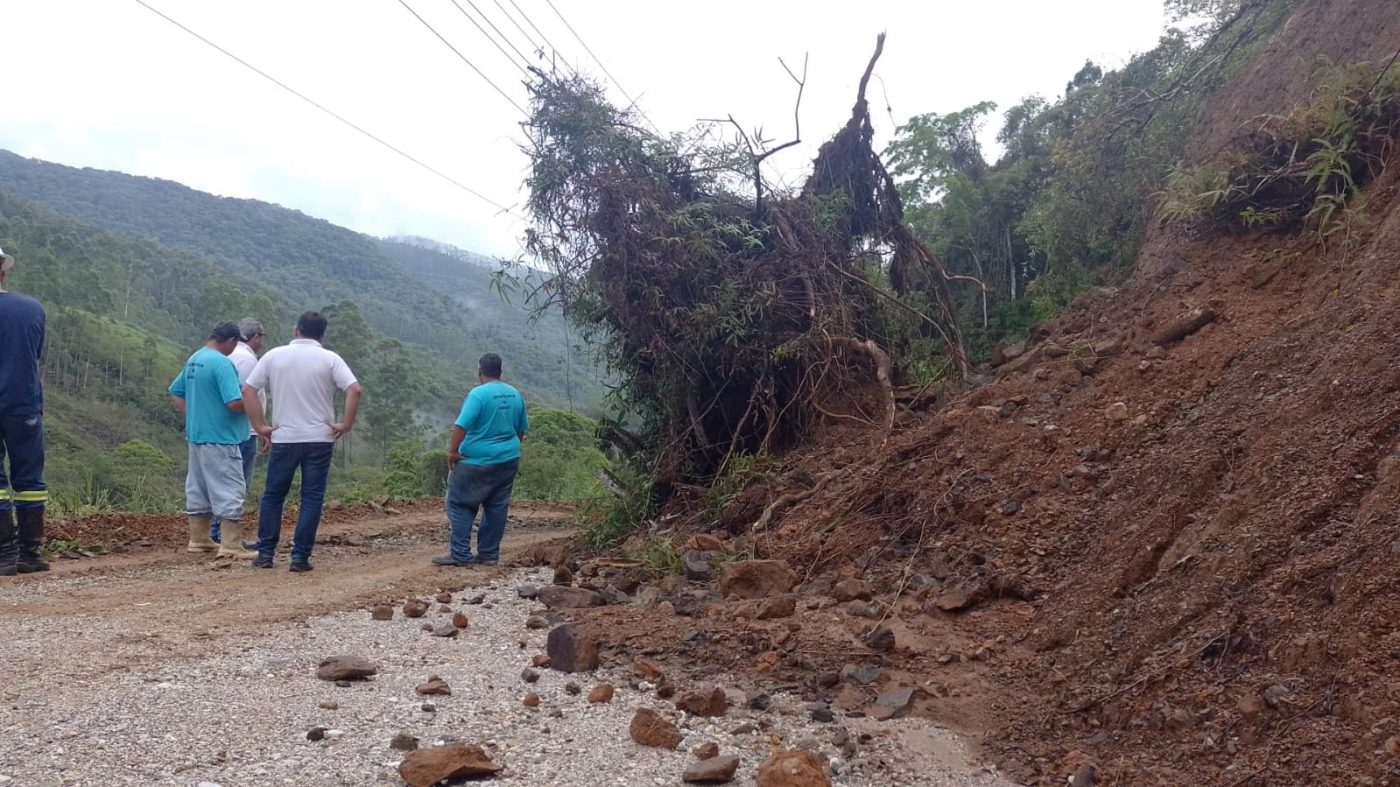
[168, 347, 248, 445]
[455, 380, 528, 465]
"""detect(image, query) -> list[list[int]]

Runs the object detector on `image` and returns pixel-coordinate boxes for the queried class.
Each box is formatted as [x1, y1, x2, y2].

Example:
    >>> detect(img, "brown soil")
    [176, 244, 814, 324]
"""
[567, 3, 1400, 785]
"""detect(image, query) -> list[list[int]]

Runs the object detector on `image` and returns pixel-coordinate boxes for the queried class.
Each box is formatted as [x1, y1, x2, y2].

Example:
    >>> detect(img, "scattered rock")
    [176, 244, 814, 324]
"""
[398, 743, 502, 787]
[430, 623, 458, 638]
[1069, 763, 1097, 787]
[718, 560, 798, 600]
[833, 578, 873, 602]
[334, 679, 352, 688]
[306, 726, 329, 741]
[369, 605, 393, 621]
[870, 686, 914, 720]
[531, 654, 552, 668]
[547, 707, 564, 718]
[516, 585, 540, 599]
[465, 593, 487, 605]
[677, 687, 729, 717]
[434, 592, 452, 604]
[452, 612, 469, 628]
[587, 683, 615, 703]
[415, 676, 451, 696]
[565, 681, 582, 695]
[746, 694, 771, 711]
[1263, 684, 1291, 708]
[693, 742, 721, 760]
[390, 732, 419, 751]
[437, 604, 452, 613]
[600, 585, 631, 605]
[531, 542, 569, 567]
[686, 534, 726, 552]
[842, 664, 880, 686]
[521, 668, 540, 684]
[402, 600, 429, 619]
[552, 565, 574, 585]
[756, 749, 830, 787]
[864, 626, 896, 652]
[731, 722, 758, 735]
[1237, 693, 1266, 719]
[318, 701, 338, 710]
[546, 623, 600, 673]
[933, 582, 987, 612]
[315, 656, 377, 682]
[523, 692, 541, 708]
[683, 755, 741, 784]
[420, 703, 436, 713]
[1105, 402, 1129, 422]
[1000, 498, 1022, 516]
[756, 595, 797, 620]
[844, 600, 883, 619]
[525, 615, 550, 630]
[684, 550, 714, 581]
[419, 623, 433, 632]
[810, 706, 835, 723]
[537, 585, 604, 609]
[630, 708, 683, 749]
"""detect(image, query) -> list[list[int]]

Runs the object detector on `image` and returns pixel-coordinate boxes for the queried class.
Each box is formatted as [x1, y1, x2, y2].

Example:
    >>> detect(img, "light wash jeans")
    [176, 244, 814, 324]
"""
[211, 435, 258, 541]
[184, 442, 246, 522]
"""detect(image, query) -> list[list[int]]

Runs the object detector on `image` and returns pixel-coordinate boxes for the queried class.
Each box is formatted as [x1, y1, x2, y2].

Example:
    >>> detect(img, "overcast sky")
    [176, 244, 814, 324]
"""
[1, 0, 1168, 258]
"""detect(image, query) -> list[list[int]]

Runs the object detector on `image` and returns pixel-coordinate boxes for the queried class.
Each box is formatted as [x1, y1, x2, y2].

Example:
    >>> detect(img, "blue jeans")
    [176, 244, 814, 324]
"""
[257, 442, 334, 563]
[211, 435, 258, 541]
[446, 459, 519, 562]
[0, 414, 47, 513]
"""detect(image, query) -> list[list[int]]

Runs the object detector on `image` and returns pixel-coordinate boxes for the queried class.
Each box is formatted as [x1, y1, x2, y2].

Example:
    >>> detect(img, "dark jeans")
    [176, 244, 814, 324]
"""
[0, 414, 47, 512]
[446, 459, 519, 562]
[211, 435, 258, 541]
[257, 442, 334, 563]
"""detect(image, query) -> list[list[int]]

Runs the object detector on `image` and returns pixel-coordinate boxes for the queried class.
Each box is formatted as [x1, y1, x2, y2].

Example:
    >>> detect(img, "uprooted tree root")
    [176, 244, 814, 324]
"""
[522, 35, 969, 500]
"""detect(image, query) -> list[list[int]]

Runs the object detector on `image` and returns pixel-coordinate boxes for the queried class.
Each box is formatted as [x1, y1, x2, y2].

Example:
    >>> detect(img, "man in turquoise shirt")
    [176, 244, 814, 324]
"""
[433, 353, 528, 567]
[169, 322, 253, 560]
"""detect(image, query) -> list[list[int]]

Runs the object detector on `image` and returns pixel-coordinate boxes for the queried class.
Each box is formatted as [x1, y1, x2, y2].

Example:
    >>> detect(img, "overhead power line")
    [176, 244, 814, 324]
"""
[395, 0, 529, 115]
[542, 0, 659, 131]
[458, 0, 535, 72]
[445, 0, 529, 75]
[130, 0, 519, 216]
[492, 0, 543, 58]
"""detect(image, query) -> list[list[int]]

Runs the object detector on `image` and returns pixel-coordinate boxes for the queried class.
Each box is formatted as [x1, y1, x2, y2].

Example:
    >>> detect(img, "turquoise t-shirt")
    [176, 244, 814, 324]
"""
[455, 380, 529, 466]
[168, 347, 248, 445]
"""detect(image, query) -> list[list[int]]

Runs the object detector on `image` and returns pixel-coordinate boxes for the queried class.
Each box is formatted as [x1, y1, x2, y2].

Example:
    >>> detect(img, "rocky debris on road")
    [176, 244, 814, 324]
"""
[451, 612, 469, 628]
[718, 560, 798, 599]
[524, 614, 550, 629]
[870, 687, 914, 721]
[864, 626, 896, 652]
[521, 668, 540, 684]
[684, 550, 714, 581]
[523, 692, 541, 707]
[530, 654, 551, 668]
[397, 743, 502, 787]
[546, 623, 599, 673]
[516, 585, 539, 599]
[552, 565, 574, 585]
[306, 726, 329, 741]
[430, 623, 458, 638]
[683, 754, 741, 784]
[389, 732, 419, 751]
[588, 683, 615, 703]
[677, 687, 729, 717]
[434, 592, 452, 603]
[832, 578, 873, 602]
[315, 655, 377, 682]
[369, 605, 393, 620]
[318, 700, 339, 710]
[565, 681, 582, 696]
[756, 749, 831, 786]
[401, 599, 429, 619]
[537, 585, 603, 609]
[693, 741, 720, 759]
[630, 707, 684, 749]
[531, 542, 569, 566]
[415, 676, 451, 696]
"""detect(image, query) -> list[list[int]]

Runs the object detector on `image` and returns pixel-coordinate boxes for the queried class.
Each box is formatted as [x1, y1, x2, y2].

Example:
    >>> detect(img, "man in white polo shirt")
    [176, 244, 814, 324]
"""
[242, 311, 360, 572]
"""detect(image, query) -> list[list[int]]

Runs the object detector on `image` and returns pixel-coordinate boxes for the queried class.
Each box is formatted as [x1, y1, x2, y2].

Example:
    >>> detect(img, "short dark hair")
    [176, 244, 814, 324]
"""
[478, 352, 503, 378]
[210, 321, 241, 342]
[297, 311, 328, 341]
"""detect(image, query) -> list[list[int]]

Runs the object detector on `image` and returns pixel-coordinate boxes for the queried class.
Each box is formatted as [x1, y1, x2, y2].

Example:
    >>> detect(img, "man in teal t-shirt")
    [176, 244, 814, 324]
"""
[169, 322, 253, 560]
[433, 352, 529, 567]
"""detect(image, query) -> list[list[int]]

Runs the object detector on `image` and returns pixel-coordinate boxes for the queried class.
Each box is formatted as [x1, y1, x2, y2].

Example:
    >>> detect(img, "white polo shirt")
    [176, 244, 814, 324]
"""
[245, 338, 358, 444]
[230, 341, 263, 437]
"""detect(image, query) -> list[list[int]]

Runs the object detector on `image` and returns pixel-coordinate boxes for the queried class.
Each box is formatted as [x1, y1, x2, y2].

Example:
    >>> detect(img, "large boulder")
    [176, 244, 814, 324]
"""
[718, 560, 797, 600]
[398, 743, 502, 787]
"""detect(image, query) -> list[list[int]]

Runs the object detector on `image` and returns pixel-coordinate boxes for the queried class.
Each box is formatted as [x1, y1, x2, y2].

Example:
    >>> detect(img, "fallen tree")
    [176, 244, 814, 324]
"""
[521, 35, 968, 503]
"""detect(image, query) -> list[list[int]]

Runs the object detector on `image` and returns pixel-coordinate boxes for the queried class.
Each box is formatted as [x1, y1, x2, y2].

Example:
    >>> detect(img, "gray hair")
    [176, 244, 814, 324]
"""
[237, 318, 265, 342]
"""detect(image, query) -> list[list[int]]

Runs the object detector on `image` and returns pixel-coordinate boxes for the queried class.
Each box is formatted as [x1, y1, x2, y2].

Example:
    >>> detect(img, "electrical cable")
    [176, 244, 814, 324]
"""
[491, 0, 542, 58]
[130, 0, 520, 215]
[459, 0, 534, 72]
[541, 0, 658, 131]
[507, 0, 577, 75]
[444, 0, 530, 75]
[395, 0, 529, 115]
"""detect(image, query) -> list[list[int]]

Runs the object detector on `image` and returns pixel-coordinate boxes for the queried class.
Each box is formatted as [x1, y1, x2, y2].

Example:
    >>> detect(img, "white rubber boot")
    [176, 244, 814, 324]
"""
[216, 520, 257, 560]
[187, 515, 218, 553]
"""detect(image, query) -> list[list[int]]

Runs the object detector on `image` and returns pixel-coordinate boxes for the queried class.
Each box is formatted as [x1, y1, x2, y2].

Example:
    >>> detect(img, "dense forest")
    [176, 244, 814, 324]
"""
[0, 154, 607, 513]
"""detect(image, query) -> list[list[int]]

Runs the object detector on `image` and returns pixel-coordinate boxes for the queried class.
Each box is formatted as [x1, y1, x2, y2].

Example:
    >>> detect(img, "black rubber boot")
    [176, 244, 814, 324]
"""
[15, 506, 49, 573]
[0, 508, 17, 576]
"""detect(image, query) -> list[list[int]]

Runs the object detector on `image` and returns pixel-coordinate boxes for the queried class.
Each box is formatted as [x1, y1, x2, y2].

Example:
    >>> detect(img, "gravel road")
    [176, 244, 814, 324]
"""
[0, 514, 1012, 787]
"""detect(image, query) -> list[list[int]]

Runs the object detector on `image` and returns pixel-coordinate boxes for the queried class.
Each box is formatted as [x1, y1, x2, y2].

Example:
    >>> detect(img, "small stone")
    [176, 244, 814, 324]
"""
[318, 701, 338, 710]
[389, 732, 419, 751]
[843, 664, 880, 686]
[316, 656, 377, 682]
[523, 692, 541, 707]
[810, 706, 835, 723]
[1069, 763, 1097, 787]
[452, 612, 469, 628]
[684, 550, 713, 581]
[435, 592, 452, 603]
[402, 600, 429, 618]
[683, 755, 741, 784]
[630, 708, 683, 749]
[677, 686, 729, 717]
[525, 615, 550, 630]
[1263, 684, 1291, 708]
[1237, 693, 1266, 718]
[731, 722, 758, 735]
[334, 679, 352, 688]
[553, 565, 574, 585]
[547, 707, 564, 718]
[420, 703, 436, 712]
[693, 742, 720, 760]
[756, 595, 797, 620]
[465, 593, 486, 604]
[1105, 402, 1129, 422]
[517, 585, 540, 599]
[587, 683, 615, 703]
[531, 654, 552, 668]
[398, 743, 502, 787]
[833, 579, 873, 602]
[815, 672, 840, 689]
[634, 658, 665, 680]
[546, 623, 600, 673]
[437, 604, 452, 613]
[718, 560, 798, 599]
[565, 681, 581, 695]
[746, 694, 771, 711]
[431, 623, 458, 638]
[756, 749, 830, 787]
[864, 626, 896, 652]
[306, 726, 329, 741]
[933, 583, 986, 612]
[521, 668, 540, 684]
[369, 605, 393, 621]
[419, 623, 433, 632]
[415, 676, 451, 696]
[537, 585, 604, 609]
[657, 684, 676, 699]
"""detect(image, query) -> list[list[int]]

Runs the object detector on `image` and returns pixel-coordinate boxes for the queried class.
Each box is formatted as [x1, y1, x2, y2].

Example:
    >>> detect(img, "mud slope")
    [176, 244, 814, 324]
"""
[700, 2, 1400, 784]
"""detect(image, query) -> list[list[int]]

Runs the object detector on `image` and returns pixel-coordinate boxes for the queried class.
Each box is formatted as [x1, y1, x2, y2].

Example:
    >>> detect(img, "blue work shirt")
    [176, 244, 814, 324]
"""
[455, 380, 528, 465]
[168, 347, 248, 445]
[0, 292, 45, 417]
